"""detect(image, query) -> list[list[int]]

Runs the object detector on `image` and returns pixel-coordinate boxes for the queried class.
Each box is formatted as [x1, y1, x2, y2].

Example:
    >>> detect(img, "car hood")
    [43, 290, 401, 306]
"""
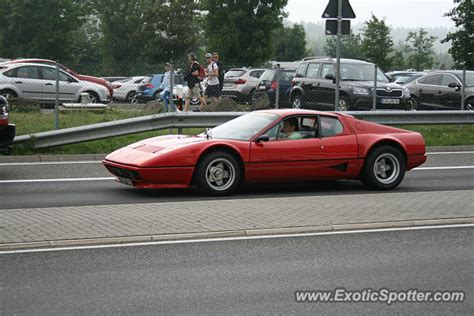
[129, 135, 206, 152]
[342, 81, 401, 89]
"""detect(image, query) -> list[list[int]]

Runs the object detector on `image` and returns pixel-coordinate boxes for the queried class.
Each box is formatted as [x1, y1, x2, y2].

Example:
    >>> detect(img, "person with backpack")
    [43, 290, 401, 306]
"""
[183, 52, 207, 112]
[212, 52, 225, 94]
[204, 53, 220, 103]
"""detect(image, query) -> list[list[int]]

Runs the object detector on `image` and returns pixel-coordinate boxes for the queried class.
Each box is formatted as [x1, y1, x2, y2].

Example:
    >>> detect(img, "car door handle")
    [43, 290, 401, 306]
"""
[418, 89, 423, 93]
[15, 81, 23, 84]
[45, 83, 53, 86]
[312, 83, 320, 87]
[437, 91, 442, 94]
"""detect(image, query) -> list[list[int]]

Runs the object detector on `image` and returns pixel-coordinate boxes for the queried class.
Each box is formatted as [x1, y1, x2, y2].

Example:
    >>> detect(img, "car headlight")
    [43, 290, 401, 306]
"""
[352, 87, 370, 95]
[402, 86, 411, 98]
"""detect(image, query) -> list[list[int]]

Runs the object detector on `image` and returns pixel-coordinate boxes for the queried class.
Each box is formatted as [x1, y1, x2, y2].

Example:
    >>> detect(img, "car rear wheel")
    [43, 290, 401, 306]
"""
[339, 94, 350, 111]
[126, 91, 137, 103]
[0, 89, 17, 100]
[195, 151, 241, 196]
[360, 145, 405, 190]
[291, 94, 302, 109]
[81, 91, 100, 103]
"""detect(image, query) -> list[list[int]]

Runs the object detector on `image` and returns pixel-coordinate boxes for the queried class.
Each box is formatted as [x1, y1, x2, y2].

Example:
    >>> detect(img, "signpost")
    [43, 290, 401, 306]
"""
[322, 0, 356, 110]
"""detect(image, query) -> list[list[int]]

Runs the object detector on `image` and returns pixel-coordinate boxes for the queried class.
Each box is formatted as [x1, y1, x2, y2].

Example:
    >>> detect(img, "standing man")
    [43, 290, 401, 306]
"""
[183, 52, 207, 112]
[204, 53, 220, 103]
[212, 52, 224, 94]
[159, 63, 176, 112]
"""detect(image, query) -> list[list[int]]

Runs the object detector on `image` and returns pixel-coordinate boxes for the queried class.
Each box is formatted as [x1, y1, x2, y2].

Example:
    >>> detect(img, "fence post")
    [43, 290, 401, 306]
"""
[55, 61, 60, 130]
[275, 64, 280, 109]
[372, 65, 377, 111]
[461, 67, 466, 110]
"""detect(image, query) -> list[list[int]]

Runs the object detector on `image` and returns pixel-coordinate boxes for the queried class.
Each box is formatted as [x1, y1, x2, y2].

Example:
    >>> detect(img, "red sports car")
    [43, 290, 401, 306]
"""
[103, 110, 426, 195]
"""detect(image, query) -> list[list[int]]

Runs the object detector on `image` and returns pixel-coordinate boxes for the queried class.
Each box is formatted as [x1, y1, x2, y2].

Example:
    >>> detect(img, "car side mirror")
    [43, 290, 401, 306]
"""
[325, 74, 335, 81]
[448, 82, 461, 89]
[386, 74, 394, 82]
[255, 135, 270, 143]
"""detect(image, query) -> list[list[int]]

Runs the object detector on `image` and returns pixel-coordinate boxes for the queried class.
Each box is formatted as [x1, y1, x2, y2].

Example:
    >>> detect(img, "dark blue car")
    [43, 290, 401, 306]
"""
[136, 74, 184, 103]
[255, 69, 295, 107]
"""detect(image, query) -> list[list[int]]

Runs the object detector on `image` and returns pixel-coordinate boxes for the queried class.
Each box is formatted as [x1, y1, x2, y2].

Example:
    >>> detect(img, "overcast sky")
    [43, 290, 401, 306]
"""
[286, 0, 455, 28]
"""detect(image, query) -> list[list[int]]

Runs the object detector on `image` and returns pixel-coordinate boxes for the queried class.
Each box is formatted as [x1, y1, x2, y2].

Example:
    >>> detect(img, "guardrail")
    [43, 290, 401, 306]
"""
[13, 111, 474, 149]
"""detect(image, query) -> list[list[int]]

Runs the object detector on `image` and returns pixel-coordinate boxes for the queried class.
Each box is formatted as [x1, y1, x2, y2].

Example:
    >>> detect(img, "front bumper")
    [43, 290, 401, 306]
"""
[0, 124, 15, 150]
[351, 95, 412, 110]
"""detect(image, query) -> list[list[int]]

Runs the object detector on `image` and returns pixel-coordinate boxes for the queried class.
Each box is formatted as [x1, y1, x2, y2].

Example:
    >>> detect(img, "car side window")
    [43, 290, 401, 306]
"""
[265, 116, 319, 141]
[321, 64, 335, 79]
[306, 63, 320, 79]
[15, 66, 40, 79]
[41, 67, 71, 82]
[320, 116, 344, 137]
[419, 74, 442, 86]
[295, 63, 308, 77]
[441, 74, 459, 87]
[250, 71, 262, 79]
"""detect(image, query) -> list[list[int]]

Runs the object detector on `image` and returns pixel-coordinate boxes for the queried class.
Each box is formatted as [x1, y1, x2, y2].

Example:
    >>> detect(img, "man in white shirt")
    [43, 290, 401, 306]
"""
[204, 53, 220, 103]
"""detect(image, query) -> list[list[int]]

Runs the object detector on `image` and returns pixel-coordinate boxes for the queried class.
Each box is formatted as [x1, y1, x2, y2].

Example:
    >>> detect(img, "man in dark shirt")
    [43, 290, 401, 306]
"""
[184, 52, 207, 112]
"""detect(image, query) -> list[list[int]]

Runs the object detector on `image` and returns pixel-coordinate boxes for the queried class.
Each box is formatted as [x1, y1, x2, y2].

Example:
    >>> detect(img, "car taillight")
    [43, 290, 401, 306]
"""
[0, 106, 8, 125]
[145, 83, 154, 88]
[270, 81, 277, 90]
[234, 79, 246, 85]
[112, 84, 122, 89]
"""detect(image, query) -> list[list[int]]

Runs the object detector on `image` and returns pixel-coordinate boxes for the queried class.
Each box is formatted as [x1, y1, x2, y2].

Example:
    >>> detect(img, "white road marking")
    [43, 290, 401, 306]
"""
[1, 223, 473, 255]
[0, 165, 472, 184]
[426, 151, 474, 155]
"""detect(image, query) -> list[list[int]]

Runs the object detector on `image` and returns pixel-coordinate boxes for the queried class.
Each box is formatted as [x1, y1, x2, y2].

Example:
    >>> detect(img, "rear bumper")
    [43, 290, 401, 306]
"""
[103, 160, 195, 189]
[406, 154, 427, 170]
[0, 124, 15, 150]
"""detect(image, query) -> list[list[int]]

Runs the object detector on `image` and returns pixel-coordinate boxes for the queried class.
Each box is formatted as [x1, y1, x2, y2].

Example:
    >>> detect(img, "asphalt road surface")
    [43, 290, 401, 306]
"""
[1, 226, 472, 314]
[0, 151, 473, 209]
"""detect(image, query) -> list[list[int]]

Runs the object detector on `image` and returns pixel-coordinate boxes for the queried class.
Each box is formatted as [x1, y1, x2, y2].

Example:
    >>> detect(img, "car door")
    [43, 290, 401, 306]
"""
[415, 74, 443, 109]
[9, 66, 43, 100]
[40, 66, 81, 102]
[318, 63, 337, 108]
[440, 74, 462, 109]
[303, 63, 322, 107]
[248, 115, 324, 182]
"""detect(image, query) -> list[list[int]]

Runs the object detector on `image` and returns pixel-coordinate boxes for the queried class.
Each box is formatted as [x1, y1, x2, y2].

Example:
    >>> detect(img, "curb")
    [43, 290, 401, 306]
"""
[1, 217, 473, 251]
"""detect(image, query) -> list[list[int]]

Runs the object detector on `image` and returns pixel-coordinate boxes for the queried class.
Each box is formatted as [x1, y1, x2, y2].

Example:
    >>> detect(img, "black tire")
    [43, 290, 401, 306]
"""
[339, 94, 351, 111]
[247, 90, 255, 104]
[126, 91, 137, 103]
[410, 97, 419, 111]
[465, 97, 473, 111]
[0, 89, 18, 100]
[360, 145, 406, 190]
[291, 93, 302, 109]
[81, 91, 100, 103]
[194, 151, 242, 196]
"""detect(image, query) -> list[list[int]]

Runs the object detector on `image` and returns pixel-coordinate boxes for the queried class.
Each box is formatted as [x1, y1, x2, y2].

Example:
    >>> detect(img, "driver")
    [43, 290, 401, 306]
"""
[281, 117, 302, 140]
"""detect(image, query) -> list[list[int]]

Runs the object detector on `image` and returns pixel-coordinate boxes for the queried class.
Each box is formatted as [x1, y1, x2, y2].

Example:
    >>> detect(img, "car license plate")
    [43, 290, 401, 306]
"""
[381, 98, 400, 105]
[224, 83, 232, 87]
[118, 177, 133, 186]
[259, 85, 266, 90]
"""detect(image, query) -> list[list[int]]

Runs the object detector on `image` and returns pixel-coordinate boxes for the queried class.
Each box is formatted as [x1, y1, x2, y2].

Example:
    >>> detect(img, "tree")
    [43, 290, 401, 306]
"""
[442, 0, 474, 69]
[361, 14, 394, 71]
[273, 24, 307, 61]
[0, 0, 85, 64]
[404, 29, 437, 71]
[391, 50, 405, 70]
[324, 32, 364, 59]
[202, 0, 288, 66]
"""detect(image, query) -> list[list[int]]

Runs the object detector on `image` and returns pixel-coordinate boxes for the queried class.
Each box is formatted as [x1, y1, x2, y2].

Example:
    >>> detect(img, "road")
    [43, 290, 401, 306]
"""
[0, 151, 473, 209]
[1, 226, 472, 314]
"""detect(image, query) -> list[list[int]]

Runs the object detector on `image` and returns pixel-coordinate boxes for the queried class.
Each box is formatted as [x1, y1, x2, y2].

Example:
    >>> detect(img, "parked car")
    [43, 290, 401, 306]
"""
[290, 58, 412, 111]
[1, 58, 114, 99]
[0, 96, 15, 155]
[0, 63, 110, 103]
[255, 68, 295, 107]
[221, 68, 266, 103]
[394, 72, 426, 85]
[112, 76, 145, 103]
[386, 71, 423, 82]
[136, 74, 184, 102]
[406, 70, 474, 110]
[103, 109, 426, 195]
[102, 76, 129, 83]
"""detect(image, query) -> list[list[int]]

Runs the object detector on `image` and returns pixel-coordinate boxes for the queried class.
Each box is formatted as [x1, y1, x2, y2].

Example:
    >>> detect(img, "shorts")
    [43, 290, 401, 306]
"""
[186, 83, 202, 99]
[206, 84, 221, 97]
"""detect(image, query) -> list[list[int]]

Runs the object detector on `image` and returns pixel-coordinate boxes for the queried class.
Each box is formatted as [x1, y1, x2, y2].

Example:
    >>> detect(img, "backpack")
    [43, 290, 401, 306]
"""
[193, 62, 205, 81]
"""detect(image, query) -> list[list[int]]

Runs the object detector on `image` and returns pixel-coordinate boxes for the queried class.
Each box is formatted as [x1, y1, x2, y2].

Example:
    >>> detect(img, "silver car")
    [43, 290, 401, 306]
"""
[112, 76, 145, 103]
[222, 68, 266, 103]
[0, 63, 110, 103]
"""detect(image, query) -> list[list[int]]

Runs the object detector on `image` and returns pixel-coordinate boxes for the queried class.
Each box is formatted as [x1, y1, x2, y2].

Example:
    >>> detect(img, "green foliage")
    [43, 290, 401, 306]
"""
[361, 14, 394, 71]
[0, 0, 86, 63]
[391, 50, 405, 70]
[404, 29, 437, 71]
[273, 24, 307, 61]
[201, 0, 288, 66]
[324, 32, 364, 59]
[442, 0, 474, 69]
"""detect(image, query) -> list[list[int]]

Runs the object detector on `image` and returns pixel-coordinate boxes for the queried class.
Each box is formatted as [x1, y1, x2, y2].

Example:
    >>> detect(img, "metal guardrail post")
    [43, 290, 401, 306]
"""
[372, 65, 377, 111]
[275, 64, 280, 109]
[54, 61, 60, 130]
[169, 63, 174, 113]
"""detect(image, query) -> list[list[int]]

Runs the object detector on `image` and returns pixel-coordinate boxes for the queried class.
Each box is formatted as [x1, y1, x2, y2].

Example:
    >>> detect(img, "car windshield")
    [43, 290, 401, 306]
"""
[201, 112, 279, 141]
[455, 72, 474, 87]
[341, 63, 389, 82]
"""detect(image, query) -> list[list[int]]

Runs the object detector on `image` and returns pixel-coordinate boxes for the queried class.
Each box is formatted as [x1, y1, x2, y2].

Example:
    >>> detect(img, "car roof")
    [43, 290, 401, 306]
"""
[0, 62, 58, 69]
[301, 57, 373, 65]
[256, 109, 344, 118]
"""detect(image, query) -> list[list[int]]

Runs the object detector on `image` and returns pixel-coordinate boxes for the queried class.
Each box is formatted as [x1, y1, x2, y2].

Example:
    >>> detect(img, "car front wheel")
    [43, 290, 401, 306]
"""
[195, 151, 241, 196]
[291, 94, 302, 109]
[360, 145, 406, 190]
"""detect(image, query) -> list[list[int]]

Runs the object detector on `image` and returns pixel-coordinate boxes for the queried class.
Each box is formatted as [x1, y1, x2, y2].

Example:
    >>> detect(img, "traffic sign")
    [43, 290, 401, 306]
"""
[325, 20, 351, 35]
[322, 0, 356, 19]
